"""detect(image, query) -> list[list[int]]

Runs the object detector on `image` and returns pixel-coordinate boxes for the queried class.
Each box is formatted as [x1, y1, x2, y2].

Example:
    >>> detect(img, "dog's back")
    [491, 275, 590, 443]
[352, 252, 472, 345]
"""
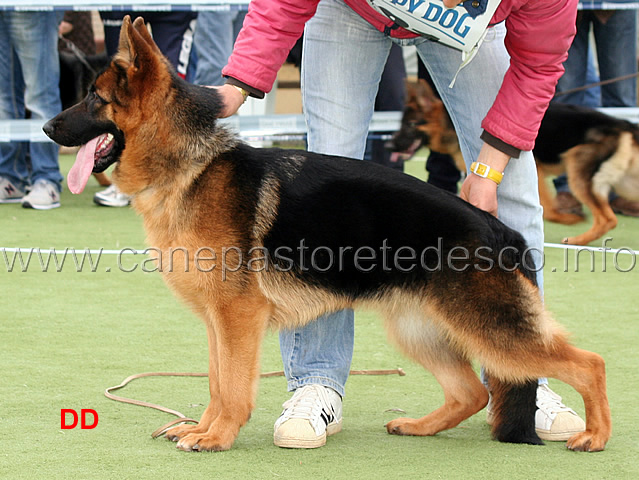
[535, 103, 635, 165]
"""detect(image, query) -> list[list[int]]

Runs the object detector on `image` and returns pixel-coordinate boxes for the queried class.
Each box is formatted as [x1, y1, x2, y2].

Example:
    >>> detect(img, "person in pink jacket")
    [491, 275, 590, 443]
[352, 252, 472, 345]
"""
[214, 0, 586, 448]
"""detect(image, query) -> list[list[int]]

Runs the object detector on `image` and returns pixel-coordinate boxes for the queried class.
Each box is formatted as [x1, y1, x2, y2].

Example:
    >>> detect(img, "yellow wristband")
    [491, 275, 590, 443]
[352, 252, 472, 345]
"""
[230, 84, 249, 103]
[469, 161, 504, 185]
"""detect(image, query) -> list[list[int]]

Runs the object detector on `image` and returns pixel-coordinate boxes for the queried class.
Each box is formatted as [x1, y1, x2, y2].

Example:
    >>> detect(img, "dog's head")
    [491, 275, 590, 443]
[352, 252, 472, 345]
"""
[43, 15, 224, 195]
[387, 79, 459, 163]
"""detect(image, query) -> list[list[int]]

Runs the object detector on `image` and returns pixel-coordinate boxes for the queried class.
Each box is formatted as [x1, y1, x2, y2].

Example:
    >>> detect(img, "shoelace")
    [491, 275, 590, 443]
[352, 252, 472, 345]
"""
[280, 385, 334, 422]
[537, 385, 575, 415]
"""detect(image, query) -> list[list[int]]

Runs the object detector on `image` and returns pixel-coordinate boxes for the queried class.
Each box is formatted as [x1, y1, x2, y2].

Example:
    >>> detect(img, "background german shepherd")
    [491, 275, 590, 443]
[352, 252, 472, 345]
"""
[43, 16, 610, 453]
[388, 80, 639, 246]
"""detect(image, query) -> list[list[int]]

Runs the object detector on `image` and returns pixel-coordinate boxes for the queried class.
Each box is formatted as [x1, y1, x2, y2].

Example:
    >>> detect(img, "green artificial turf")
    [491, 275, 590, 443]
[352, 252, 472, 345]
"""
[1, 154, 638, 479]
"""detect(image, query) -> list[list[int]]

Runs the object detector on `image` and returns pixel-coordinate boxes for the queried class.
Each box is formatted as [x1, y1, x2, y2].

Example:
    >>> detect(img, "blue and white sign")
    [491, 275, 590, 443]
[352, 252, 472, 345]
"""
[367, 0, 501, 53]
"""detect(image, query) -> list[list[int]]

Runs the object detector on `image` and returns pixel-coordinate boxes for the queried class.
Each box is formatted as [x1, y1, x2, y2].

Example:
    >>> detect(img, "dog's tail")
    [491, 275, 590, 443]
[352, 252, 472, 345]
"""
[489, 378, 543, 445]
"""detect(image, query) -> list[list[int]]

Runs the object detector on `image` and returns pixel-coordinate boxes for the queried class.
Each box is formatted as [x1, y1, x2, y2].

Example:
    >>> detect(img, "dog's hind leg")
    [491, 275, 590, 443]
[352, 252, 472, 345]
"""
[488, 378, 541, 445]
[427, 271, 610, 450]
[562, 192, 617, 245]
[562, 145, 619, 245]
[384, 319, 489, 437]
[536, 164, 583, 225]
[173, 296, 272, 452]
[539, 343, 611, 452]
[386, 360, 489, 437]
[488, 342, 611, 451]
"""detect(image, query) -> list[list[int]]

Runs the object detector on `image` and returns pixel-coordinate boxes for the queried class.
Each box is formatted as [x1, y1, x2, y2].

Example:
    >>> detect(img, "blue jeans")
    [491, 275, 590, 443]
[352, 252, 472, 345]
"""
[193, 10, 247, 86]
[101, 12, 197, 80]
[0, 12, 63, 191]
[280, 0, 544, 396]
[556, 10, 637, 107]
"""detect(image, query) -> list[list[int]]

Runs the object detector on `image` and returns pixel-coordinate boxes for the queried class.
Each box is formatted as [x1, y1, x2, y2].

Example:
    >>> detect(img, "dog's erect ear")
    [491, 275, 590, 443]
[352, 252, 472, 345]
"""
[131, 16, 163, 56]
[414, 79, 440, 111]
[116, 15, 134, 63]
[115, 15, 160, 72]
[404, 79, 440, 112]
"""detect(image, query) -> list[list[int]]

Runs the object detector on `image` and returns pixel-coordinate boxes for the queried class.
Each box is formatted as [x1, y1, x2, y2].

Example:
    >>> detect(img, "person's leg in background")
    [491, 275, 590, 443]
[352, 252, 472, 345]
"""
[555, 12, 592, 106]
[0, 45, 29, 198]
[594, 9, 637, 108]
[143, 12, 198, 80]
[19, 12, 63, 192]
[193, 10, 247, 86]
[0, 12, 63, 209]
[363, 43, 406, 171]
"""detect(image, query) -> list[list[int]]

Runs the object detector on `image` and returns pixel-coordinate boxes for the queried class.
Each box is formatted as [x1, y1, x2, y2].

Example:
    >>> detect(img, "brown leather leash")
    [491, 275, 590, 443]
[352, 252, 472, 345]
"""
[104, 368, 406, 439]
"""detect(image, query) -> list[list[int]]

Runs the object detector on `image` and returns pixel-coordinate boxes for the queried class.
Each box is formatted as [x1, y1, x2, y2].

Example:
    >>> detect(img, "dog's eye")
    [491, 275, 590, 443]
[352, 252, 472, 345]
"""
[94, 92, 109, 105]
[89, 86, 109, 106]
[408, 121, 425, 128]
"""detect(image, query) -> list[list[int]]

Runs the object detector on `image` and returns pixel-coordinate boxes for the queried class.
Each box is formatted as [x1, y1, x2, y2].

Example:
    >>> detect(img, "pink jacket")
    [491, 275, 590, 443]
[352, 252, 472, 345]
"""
[223, 0, 578, 153]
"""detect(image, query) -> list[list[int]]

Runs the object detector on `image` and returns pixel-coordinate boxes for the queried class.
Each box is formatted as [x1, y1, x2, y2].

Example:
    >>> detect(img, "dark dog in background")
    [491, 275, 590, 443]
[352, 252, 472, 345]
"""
[59, 50, 108, 110]
[388, 79, 639, 245]
[44, 16, 611, 453]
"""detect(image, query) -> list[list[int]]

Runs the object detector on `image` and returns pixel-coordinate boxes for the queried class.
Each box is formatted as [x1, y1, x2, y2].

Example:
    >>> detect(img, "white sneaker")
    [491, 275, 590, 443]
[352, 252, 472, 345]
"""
[21, 179, 60, 210]
[0, 177, 25, 203]
[273, 385, 343, 448]
[485, 384, 585, 441]
[535, 384, 585, 441]
[93, 184, 131, 207]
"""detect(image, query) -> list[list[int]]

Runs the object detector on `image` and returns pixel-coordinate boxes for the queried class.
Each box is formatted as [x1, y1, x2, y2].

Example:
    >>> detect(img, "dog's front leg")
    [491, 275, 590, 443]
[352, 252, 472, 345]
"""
[173, 297, 272, 452]
[165, 326, 223, 443]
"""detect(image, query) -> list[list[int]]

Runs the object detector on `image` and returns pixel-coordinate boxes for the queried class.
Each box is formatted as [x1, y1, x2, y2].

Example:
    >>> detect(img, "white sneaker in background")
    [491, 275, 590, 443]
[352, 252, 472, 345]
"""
[21, 179, 60, 210]
[93, 184, 131, 207]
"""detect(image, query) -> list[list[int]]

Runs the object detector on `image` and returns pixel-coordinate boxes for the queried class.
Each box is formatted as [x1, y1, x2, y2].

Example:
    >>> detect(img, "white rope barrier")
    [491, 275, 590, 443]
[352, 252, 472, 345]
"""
[0, 113, 403, 143]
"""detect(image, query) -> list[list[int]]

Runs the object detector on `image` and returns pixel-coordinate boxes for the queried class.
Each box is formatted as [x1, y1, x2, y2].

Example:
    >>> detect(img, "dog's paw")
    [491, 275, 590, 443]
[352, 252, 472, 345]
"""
[165, 424, 203, 442]
[562, 236, 581, 245]
[566, 431, 607, 452]
[385, 417, 435, 437]
[176, 433, 234, 452]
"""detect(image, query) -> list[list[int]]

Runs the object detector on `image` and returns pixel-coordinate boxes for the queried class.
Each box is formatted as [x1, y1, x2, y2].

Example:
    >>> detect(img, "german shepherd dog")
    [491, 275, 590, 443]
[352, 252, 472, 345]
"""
[43, 17, 611, 452]
[388, 79, 639, 246]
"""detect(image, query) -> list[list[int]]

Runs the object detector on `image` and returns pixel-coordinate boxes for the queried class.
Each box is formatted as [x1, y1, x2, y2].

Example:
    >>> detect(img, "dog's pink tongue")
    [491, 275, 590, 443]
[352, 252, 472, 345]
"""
[68, 136, 99, 194]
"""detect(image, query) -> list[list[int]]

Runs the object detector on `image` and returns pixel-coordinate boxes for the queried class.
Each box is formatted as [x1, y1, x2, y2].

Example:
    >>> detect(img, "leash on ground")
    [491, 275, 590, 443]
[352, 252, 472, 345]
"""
[104, 368, 406, 439]
[553, 72, 639, 98]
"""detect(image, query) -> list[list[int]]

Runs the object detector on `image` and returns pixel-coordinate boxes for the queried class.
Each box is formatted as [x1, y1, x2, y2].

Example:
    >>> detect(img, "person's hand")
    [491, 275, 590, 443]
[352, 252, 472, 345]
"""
[459, 143, 510, 217]
[460, 173, 499, 216]
[209, 84, 247, 118]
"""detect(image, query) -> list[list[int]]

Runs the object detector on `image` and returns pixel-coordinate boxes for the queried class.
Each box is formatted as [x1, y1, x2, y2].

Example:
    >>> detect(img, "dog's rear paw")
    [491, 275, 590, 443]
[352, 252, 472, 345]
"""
[566, 431, 607, 452]
[562, 236, 585, 246]
[385, 417, 436, 436]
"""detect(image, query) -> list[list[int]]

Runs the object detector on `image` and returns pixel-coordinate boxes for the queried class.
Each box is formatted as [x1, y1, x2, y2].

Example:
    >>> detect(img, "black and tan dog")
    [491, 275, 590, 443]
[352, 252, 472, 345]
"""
[538, 107, 639, 245]
[43, 17, 611, 452]
[389, 79, 639, 245]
